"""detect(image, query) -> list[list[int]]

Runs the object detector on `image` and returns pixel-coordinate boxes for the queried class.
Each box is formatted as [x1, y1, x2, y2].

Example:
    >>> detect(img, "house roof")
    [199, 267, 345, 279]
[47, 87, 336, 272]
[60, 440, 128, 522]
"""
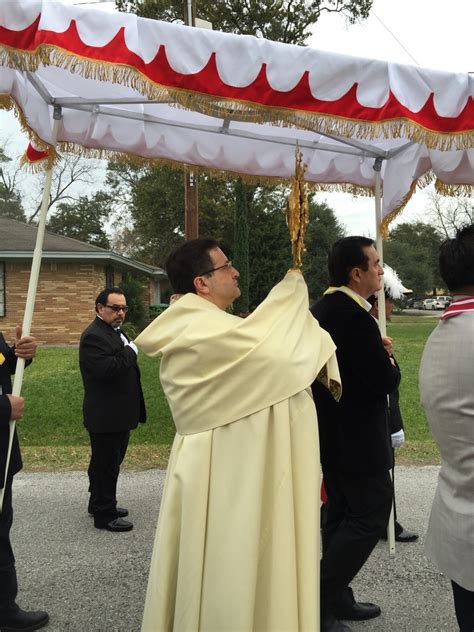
[0, 217, 166, 278]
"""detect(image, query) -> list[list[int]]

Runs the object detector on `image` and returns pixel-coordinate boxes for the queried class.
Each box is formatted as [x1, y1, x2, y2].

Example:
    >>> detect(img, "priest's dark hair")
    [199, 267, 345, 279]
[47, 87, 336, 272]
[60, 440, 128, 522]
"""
[166, 238, 220, 294]
[328, 236, 374, 286]
[95, 287, 125, 312]
[439, 224, 474, 292]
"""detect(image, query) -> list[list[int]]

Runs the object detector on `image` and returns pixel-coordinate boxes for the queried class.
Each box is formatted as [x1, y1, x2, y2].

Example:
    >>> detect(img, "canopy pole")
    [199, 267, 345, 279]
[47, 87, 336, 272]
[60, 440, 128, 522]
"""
[373, 159, 396, 556]
[184, 0, 198, 240]
[0, 106, 62, 512]
[374, 159, 386, 335]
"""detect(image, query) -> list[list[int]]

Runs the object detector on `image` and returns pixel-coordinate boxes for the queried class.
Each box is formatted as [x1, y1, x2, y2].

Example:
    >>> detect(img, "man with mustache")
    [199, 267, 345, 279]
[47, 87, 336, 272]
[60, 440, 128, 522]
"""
[79, 287, 146, 532]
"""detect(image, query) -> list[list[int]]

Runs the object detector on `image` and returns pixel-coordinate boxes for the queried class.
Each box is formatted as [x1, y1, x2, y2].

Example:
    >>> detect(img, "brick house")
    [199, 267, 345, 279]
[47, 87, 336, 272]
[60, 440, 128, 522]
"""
[0, 217, 167, 345]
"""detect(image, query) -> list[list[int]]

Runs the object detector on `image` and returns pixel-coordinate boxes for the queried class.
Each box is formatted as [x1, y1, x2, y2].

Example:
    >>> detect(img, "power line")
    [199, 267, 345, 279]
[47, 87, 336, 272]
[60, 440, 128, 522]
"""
[372, 10, 420, 67]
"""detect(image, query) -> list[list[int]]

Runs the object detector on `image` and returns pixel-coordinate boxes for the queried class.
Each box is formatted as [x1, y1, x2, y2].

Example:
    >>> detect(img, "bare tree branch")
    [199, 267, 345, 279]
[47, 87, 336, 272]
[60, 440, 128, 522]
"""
[426, 191, 474, 238]
[28, 153, 101, 223]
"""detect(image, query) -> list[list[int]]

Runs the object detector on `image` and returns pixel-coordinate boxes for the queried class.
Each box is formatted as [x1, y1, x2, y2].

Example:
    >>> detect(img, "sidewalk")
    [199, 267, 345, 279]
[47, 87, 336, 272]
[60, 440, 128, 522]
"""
[10, 466, 457, 631]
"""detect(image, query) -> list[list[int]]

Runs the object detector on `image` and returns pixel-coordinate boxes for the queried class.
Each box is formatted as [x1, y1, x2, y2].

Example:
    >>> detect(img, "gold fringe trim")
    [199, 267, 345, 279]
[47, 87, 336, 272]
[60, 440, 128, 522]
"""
[2, 44, 474, 152]
[381, 181, 418, 238]
[3, 91, 472, 223]
[0, 94, 58, 169]
[312, 182, 374, 197]
[435, 181, 474, 197]
[57, 141, 301, 187]
[18, 149, 60, 173]
[381, 171, 438, 238]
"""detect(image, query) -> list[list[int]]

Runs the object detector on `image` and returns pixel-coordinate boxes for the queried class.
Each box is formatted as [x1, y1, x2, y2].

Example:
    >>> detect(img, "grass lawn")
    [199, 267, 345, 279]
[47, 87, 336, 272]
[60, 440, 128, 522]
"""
[388, 313, 440, 464]
[18, 350, 174, 470]
[16, 312, 441, 471]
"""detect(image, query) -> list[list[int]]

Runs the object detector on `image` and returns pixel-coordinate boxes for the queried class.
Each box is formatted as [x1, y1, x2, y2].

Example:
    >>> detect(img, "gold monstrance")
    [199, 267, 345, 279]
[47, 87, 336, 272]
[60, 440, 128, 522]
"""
[286, 147, 309, 268]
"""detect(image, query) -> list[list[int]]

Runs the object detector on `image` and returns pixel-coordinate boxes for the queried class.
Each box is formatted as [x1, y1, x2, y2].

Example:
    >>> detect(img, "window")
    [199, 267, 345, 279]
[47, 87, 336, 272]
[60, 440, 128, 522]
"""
[105, 265, 114, 288]
[0, 262, 4, 317]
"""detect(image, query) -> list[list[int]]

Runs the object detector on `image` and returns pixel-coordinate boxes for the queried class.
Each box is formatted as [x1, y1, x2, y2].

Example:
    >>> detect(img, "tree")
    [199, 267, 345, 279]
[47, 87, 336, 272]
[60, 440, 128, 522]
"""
[47, 192, 111, 248]
[28, 153, 103, 223]
[113, 0, 372, 300]
[248, 199, 292, 308]
[233, 179, 249, 314]
[106, 162, 235, 265]
[120, 273, 147, 335]
[384, 222, 444, 296]
[426, 191, 474, 239]
[0, 146, 26, 221]
[115, 0, 372, 44]
[303, 197, 346, 300]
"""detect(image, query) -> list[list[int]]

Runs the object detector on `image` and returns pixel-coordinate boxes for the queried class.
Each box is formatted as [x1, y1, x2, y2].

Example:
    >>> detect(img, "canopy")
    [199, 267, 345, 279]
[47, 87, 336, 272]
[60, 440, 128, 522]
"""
[1, 0, 474, 229]
[3, 0, 466, 547]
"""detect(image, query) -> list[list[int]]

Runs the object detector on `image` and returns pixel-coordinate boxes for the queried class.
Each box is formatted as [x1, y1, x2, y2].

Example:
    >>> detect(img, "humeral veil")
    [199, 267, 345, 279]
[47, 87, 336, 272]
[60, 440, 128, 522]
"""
[136, 270, 341, 631]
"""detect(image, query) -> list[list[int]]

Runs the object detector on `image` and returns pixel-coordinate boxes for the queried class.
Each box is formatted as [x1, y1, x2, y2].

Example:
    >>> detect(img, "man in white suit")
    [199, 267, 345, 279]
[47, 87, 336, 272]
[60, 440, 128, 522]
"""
[420, 224, 474, 632]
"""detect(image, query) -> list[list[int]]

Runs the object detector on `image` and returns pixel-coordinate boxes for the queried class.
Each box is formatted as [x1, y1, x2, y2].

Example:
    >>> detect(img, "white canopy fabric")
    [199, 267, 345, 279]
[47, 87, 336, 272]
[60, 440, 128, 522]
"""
[1, 0, 474, 230]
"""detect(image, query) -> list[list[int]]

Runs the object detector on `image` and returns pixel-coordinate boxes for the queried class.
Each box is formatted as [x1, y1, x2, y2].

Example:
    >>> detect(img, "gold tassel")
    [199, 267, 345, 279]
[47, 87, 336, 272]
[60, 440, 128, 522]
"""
[286, 146, 309, 268]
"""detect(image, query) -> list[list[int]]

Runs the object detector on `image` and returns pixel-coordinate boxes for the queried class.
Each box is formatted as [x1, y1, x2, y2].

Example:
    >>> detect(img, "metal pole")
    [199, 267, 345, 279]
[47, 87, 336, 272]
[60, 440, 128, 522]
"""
[184, 167, 199, 239]
[0, 106, 62, 512]
[373, 158, 396, 555]
[374, 159, 386, 336]
[184, 0, 199, 240]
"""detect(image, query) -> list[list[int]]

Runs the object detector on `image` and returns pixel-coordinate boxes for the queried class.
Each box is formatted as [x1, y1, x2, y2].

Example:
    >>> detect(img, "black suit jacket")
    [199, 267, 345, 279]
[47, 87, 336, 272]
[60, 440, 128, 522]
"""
[79, 317, 146, 433]
[0, 333, 23, 488]
[311, 292, 400, 473]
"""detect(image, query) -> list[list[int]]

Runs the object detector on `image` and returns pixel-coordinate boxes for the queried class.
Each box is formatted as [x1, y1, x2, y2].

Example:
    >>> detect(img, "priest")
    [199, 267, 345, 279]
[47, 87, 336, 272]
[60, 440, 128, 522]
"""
[136, 238, 340, 632]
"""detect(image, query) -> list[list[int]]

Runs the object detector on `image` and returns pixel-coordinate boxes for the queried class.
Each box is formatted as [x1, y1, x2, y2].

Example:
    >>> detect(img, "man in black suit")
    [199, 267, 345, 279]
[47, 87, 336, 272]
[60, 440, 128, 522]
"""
[311, 237, 400, 632]
[80, 287, 146, 533]
[0, 327, 49, 631]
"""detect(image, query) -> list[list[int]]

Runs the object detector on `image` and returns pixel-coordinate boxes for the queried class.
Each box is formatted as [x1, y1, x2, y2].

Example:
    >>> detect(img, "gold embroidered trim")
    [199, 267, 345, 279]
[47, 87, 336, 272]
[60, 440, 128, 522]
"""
[316, 365, 342, 402]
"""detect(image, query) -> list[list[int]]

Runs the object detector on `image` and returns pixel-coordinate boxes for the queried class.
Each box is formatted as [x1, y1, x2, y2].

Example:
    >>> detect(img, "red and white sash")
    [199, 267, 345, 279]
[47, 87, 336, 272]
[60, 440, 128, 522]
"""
[440, 296, 474, 320]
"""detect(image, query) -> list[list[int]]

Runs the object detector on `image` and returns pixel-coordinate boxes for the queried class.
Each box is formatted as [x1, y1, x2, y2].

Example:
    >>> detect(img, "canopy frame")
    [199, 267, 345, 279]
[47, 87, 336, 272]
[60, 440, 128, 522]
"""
[23, 70, 417, 163]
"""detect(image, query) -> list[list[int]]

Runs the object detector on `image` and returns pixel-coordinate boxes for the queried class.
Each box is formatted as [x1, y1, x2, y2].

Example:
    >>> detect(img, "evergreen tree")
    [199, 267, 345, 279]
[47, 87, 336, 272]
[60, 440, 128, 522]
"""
[120, 273, 147, 334]
[47, 192, 111, 248]
[232, 178, 249, 314]
[0, 147, 26, 221]
[303, 197, 346, 301]
[384, 222, 444, 296]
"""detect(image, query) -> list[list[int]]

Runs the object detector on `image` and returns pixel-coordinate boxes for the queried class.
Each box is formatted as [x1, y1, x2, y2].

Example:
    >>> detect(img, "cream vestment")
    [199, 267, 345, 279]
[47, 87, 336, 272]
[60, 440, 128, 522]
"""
[136, 271, 340, 631]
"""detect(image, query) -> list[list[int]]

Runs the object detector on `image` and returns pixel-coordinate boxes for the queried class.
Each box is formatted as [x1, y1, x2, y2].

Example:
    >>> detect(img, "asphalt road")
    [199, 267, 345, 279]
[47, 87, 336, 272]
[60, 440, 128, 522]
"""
[10, 466, 458, 632]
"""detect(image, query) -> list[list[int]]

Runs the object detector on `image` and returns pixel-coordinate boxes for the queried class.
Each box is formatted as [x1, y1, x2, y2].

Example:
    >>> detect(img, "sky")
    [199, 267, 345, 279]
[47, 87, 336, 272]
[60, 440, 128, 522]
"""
[1, 0, 473, 236]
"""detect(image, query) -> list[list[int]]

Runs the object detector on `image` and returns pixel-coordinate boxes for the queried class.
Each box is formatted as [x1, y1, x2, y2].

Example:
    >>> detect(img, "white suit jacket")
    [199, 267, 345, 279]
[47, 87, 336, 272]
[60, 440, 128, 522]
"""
[419, 310, 474, 591]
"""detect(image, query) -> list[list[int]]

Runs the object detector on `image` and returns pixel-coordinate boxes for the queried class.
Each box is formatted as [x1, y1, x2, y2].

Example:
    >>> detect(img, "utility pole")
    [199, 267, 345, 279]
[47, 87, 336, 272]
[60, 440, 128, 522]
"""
[184, 0, 199, 240]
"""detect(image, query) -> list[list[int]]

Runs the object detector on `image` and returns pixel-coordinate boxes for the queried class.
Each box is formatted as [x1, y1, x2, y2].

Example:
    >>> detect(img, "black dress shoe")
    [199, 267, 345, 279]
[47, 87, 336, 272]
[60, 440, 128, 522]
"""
[88, 506, 128, 517]
[96, 518, 133, 532]
[321, 612, 352, 632]
[395, 528, 418, 542]
[0, 606, 49, 631]
[333, 601, 381, 621]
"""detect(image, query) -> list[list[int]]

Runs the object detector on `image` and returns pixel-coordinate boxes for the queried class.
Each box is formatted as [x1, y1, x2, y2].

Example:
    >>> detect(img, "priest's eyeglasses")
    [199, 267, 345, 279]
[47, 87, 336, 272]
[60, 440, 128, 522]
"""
[200, 260, 233, 276]
[105, 304, 129, 313]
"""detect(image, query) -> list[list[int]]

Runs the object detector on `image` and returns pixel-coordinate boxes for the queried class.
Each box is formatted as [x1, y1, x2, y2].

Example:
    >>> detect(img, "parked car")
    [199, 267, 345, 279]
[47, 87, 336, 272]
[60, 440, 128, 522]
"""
[435, 295, 452, 307]
[408, 297, 424, 309]
[423, 298, 439, 310]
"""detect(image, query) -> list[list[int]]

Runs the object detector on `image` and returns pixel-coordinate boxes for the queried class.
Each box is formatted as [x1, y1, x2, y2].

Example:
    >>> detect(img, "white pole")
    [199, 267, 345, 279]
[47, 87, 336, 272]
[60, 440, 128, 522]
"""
[374, 162, 386, 336]
[374, 160, 396, 555]
[0, 108, 62, 512]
